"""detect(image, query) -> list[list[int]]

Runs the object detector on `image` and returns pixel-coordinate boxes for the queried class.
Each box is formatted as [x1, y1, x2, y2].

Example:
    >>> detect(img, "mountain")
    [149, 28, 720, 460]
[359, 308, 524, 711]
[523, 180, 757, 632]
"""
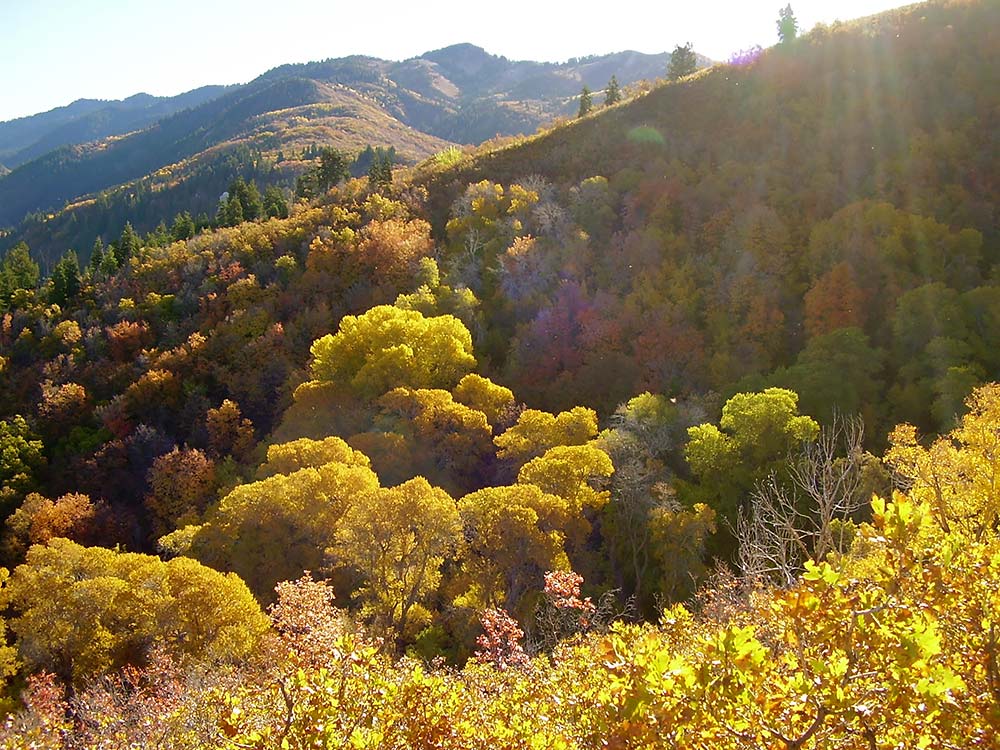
[0, 45, 685, 265]
[2, 3, 1000, 737]
[0, 86, 232, 169]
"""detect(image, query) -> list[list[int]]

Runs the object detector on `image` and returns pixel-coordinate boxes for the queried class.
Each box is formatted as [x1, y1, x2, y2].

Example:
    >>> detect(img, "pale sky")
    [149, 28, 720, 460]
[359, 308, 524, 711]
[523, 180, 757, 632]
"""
[0, 0, 909, 123]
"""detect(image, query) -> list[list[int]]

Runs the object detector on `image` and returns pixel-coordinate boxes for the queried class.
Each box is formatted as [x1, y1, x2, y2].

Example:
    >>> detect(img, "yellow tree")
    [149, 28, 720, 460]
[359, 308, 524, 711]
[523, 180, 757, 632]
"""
[333, 477, 461, 638]
[180, 461, 381, 599]
[517, 444, 614, 566]
[377, 387, 494, 493]
[257, 436, 371, 479]
[310, 306, 476, 399]
[494, 406, 598, 468]
[2, 539, 267, 685]
[452, 374, 515, 428]
[457, 485, 572, 616]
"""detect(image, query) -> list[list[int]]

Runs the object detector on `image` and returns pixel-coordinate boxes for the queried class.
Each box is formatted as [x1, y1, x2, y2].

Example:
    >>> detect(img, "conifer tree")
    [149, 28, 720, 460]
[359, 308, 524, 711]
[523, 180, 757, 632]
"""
[604, 75, 622, 106]
[114, 223, 141, 267]
[578, 86, 593, 118]
[777, 4, 798, 44]
[668, 43, 698, 80]
[0, 243, 40, 303]
[50, 250, 81, 306]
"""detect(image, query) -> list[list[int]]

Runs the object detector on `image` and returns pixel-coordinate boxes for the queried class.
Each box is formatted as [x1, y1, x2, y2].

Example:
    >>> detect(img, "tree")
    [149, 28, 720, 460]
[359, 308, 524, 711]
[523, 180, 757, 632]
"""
[258, 436, 371, 479]
[49, 250, 81, 306]
[458, 484, 572, 615]
[179, 460, 382, 599]
[333, 477, 461, 639]
[262, 185, 289, 219]
[668, 43, 697, 80]
[368, 152, 393, 193]
[170, 211, 196, 241]
[0, 416, 45, 519]
[317, 148, 350, 192]
[494, 406, 598, 468]
[777, 4, 798, 44]
[0, 242, 39, 303]
[738, 415, 871, 586]
[452, 374, 515, 427]
[114, 222, 141, 266]
[577, 86, 593, 118]
[309, 306, 477, 399]
[2, 538, 268, 685]
[604, 75, 622, 106]
[684, 389, 819, 542]
[145, 448, 217, 537]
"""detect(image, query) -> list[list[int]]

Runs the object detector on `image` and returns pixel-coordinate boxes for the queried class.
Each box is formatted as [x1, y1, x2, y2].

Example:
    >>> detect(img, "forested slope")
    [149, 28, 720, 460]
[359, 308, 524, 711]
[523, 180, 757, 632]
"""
[0, 1, 998, 745]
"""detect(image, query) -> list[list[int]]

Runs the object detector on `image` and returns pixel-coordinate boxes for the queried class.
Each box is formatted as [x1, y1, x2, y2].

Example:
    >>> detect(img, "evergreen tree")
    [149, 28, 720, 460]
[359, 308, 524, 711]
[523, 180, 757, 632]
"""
[50, 250, 81, 306]
[317, 148, 349, 192]
[99, 246, 119, 277]
[170, 212, 196, 242]
[368, 152, 393, 193]
[295, 170, 319, 201]
[604, 75, 622, 106]
[578, 86, 593, 118]
[89, 237, 105, 272]
[668, 43, 698, 80]
[263, 186, 290, 219]
[0, 242, 39, 303]
[777, 4, 798, 44]
[114, 223, 141, 266]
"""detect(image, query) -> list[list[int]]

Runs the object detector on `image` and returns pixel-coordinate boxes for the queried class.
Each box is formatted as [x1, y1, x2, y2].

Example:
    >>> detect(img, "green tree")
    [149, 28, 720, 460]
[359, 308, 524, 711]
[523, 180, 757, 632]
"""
[170, 211, 196, 241]
[668, 42, 698, 80]
[317, 148, 350, 192]
[684, 388, 819, 535]
[262, 185, 289, 219]
[368, 152, 393, 193]
[0, 416, 45, 519]
[604, 75, 622, 106]
[777, 4, 798, 44]
[88, 237, 105, 273]
[577, 86, 593, 118]
[0, 242, 39, 303]
[114, 222, 141, 266]
[50, 250, 81, 306]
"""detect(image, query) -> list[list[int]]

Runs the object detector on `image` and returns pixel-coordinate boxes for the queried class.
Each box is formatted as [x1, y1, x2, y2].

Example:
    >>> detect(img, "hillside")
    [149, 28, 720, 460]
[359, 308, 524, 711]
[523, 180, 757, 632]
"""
[0, 86, 232, 169]
[1, 1, 998, 744]
[0, 44, 683, 267]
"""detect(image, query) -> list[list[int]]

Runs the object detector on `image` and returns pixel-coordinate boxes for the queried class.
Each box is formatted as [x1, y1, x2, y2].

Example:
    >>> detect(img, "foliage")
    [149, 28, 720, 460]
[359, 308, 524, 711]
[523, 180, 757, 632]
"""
[2, 538, 268, 685]
[333, 477, 462, 638]
[310, 305, 476, 399]
[777, 3, 799, 44]
[668, 42, 697, 80]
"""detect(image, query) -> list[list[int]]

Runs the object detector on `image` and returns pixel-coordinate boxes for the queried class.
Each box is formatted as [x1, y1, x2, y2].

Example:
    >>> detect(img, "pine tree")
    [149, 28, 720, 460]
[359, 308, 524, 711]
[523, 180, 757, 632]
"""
[578, 86, 593, 118]
[170, 212, 196, 242]
[50, 250, 81, 306]
[114, 223, 141, 267]
[89, 237, 105, 271]
[263, 186, 289, 219]
[0, 242, 39, 304]
[368, 152, 393, 193]
[668, 43, 698, 80]
[777, 4, 798, 44]
[317, 148, 349, 192]
[604, 76, 622, 106]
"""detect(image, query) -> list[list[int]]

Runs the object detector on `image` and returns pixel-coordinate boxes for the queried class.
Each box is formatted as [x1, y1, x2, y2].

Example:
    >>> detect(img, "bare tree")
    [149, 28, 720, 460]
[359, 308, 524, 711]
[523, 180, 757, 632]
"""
[738, 414, 868, 586]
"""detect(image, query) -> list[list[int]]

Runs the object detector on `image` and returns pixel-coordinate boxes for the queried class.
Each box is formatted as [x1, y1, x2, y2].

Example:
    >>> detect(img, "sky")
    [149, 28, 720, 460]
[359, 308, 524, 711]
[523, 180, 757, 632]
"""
[0, 0, 909, 123]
